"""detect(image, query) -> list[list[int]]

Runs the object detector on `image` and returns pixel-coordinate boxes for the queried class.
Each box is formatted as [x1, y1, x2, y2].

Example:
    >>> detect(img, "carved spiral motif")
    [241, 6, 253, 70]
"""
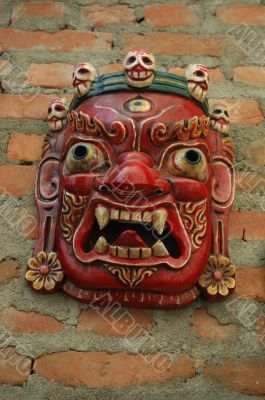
[178, 199, 207, 251]
[60, 190, 89, 243]
[67, 111, 126, 144]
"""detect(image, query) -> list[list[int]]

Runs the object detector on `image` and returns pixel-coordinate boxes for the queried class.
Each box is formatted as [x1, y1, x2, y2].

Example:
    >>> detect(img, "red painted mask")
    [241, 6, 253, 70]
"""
[26, 51, 235, 308]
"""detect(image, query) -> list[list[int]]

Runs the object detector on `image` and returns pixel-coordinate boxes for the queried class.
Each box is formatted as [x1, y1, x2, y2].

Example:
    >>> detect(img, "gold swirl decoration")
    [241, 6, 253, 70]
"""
[60, 190, 89, 243]
[106, 265, 157, 288]
[150, 116, 209, 145]
[178, 199, 207, 251]
[67, 111, 126, 144]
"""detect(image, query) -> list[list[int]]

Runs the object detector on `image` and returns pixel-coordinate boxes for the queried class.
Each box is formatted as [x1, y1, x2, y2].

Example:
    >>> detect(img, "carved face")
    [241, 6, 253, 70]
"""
[72, 63, 97, 97]
[123, 49, 156, 88]
[210, 103, 230, 134]
[47, 97, 68, 132]
[185, 64, 209, 102]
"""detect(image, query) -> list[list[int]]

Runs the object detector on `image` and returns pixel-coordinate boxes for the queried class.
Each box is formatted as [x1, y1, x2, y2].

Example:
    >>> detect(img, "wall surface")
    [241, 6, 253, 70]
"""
[0, 0, 265, 399]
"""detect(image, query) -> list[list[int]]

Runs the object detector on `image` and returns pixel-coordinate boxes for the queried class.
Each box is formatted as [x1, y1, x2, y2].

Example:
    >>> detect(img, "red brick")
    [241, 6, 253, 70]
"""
[233, 66, 265, 87]
[234, 268, 265, 302]
[0, 260, 20, 285]
[122, 33, 228, 56]
[145, 4, 200, 27]
[84, 5, 135, 27]
[216, 5, 265, 26]
[99, 63, 122, 75]
[34, 352, 195, 388]
[169, 67, 225, 84]
[7, 132, 44, 162]
[0, 347, 31, 385]
[193, 309, 237, 340]
[25, 63, 72, 88]
[0, 307, 63, 334]
[0, 29, 112, 52]
[12, 1, 69, 22]
[204, 358, 265, 396]
[0, 165, 36, 196]
[229, 211, 265, 240]
[0, 94, 55, 120]
[77, 307, 153, 337]
[210, 99, 263, 125]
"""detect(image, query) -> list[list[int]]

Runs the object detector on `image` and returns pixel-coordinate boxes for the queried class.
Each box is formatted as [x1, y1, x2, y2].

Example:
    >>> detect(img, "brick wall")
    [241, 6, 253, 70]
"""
[0, 1, 265, 399]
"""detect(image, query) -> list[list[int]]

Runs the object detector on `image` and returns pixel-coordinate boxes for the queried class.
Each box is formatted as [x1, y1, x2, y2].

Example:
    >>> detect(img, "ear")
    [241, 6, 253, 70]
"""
[211, 155, 235, 256]
[34, 153, 61, 254]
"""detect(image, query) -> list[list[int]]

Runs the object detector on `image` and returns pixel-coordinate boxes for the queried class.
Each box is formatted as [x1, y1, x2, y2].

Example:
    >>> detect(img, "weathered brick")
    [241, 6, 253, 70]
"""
[12, 1, 69, 23]
[0, 260, 20, 285]
[169, 67, 225, 83]
[0, 347, 31, 385]
[25, 63, 73, 88]
[7, 132, 44, 162]
[123, 33, 228, 56]
[204, 358, 265, 396]
[233, 66, 265, 87]
[216, 5, 265, 26]
[193, 309, 237, 340]
[77, 307, 153, 337]
[99, 63, 122, 75]
[0, 29, 112, 52]
[0, 165, 36, 196]
[34, 352, 195, 388]
[0, 94, 54, 120]
[229, 211, 265, 240]
[84, 5, 135, 27]
[145, 4, 199, 27]
[0, 307, 63, 333]
[235, 267, 265, 302]
[209, 99, 264, 125]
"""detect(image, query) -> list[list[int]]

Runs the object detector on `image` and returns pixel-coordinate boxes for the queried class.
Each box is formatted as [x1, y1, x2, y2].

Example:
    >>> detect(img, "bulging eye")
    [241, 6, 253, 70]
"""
[66, 142, 106, 172]
[166, 148, 208, 181]
[194, 70, 204, 77]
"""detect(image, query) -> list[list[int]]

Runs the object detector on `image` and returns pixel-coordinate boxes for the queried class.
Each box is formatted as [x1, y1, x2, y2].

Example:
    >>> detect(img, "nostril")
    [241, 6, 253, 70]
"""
[154, 188, 164, 195]
[99, 184, 111, 193]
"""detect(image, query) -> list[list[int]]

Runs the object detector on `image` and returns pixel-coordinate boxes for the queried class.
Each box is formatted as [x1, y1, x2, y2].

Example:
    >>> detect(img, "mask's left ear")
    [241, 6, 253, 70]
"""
[199, 132, 236, 300]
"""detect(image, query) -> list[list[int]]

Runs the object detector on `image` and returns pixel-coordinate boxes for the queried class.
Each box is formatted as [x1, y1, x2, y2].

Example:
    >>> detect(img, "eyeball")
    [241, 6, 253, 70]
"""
[66, 142, 106, 172]
[166, 148, 208, 181]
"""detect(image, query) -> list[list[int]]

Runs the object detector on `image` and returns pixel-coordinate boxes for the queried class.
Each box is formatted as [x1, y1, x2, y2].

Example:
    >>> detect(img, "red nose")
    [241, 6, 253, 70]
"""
[95, 152, 169, 197]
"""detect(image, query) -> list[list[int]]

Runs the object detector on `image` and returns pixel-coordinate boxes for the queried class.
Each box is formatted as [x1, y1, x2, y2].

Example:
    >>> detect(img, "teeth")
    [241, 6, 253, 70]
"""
[139, 71, 145, 78]
[95, 206, 110, 230]
[110, 209, 119, 220]
[109, 245, 117, 257]
[120, 210, 130, 221]
[131, 211, 142, 222]
[142, 211, 152, 223]
[152, 241, 169, 257]
[117, 246, 128, 258]
[94, 236, 108, 254]
[132, 71, 138, 78]
[129, 248, 140, 259]
[141, 248, 152, 258]
[152, 209, 168, 235]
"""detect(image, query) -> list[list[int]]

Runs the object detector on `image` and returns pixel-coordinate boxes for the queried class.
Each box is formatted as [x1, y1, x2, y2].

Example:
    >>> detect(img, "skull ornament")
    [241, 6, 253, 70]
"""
[123, 49, 156, 88]
[185, 64, 209, 102]
[72, 63, 97, 97]
[210, 103, 230, 134]
[27, 50, 235, 309]
[47, 97, 68, 132]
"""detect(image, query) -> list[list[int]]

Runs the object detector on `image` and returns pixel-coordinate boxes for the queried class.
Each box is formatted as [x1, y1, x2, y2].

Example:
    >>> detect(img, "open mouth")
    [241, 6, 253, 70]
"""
[126, 70, 154, 81]
[73, 200, 191, 269]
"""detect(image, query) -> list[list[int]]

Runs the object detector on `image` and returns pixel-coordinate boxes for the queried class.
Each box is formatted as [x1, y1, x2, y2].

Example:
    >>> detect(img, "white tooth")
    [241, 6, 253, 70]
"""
[133, 71, 138, 78]
[109, 246, 117, 257]
[94, 236, 108, 254]
[129, 248, 140, 259]
[95, 206, 110, 230]
[131, 211, 142, 222]
[142, 211, 152, 223]
[120, 210, 130, 221]
[141, 248, 152, 259]
[152, 241, 169, 257]
[117, 247, 128, 258]
[153, 209, 168, 235]
[111, 209, 119, 220]
[140, 71, 145, 78]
